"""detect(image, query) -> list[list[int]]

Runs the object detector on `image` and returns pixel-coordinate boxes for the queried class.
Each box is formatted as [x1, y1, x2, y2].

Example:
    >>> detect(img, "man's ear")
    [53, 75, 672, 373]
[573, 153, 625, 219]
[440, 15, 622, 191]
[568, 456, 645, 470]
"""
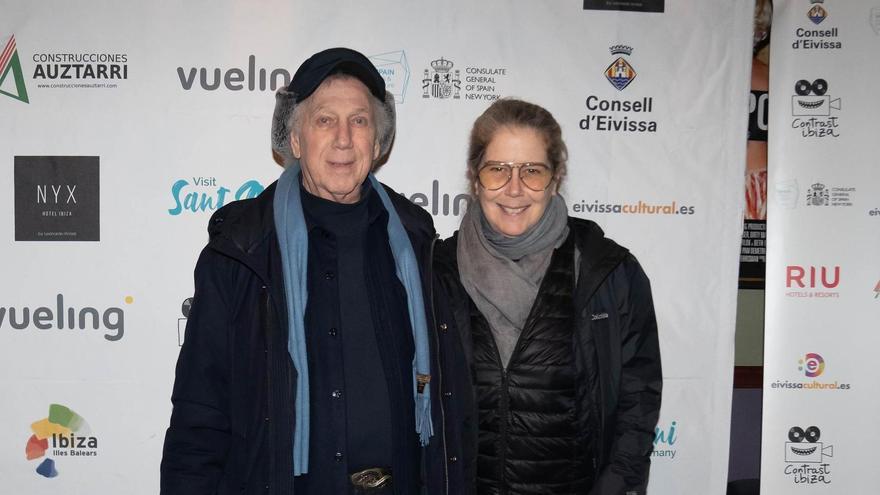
[290, 132, 302, 159]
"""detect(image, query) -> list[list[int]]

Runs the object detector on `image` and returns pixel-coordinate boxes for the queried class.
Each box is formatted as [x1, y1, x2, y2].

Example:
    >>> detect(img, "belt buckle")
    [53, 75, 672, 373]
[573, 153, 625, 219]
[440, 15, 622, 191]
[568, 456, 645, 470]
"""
[350, 467, 392, 490]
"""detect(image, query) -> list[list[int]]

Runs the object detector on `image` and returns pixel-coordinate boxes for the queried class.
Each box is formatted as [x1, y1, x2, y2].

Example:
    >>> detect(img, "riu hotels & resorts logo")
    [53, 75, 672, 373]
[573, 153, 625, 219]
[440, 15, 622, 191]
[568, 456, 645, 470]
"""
[25, 404, 99, 478]
[785, 265, 840, 298]
[1, 34, 29, 103]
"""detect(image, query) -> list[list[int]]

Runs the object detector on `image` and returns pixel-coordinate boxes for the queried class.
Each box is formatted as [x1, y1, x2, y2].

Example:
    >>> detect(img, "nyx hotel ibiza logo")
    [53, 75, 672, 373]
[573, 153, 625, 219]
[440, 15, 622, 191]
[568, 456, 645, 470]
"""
[0, 34, 29, 103]
[783, 425, 833, 485]
[14, 156, 99, 241]
[791, 78, 840, 138]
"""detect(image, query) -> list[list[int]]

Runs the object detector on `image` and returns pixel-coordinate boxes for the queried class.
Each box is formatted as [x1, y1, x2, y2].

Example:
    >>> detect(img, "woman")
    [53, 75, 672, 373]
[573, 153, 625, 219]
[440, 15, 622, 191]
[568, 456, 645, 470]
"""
[436, 99, 662, 495]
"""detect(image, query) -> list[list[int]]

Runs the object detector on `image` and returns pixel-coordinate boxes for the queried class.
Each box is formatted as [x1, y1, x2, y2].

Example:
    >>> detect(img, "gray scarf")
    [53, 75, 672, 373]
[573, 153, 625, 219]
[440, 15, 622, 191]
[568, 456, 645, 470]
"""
[457, 195, 570, 367]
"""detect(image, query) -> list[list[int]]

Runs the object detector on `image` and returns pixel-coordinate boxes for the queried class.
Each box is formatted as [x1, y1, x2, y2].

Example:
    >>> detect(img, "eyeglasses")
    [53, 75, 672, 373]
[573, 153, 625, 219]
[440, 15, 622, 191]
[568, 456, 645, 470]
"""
[477, 161, 554, 191]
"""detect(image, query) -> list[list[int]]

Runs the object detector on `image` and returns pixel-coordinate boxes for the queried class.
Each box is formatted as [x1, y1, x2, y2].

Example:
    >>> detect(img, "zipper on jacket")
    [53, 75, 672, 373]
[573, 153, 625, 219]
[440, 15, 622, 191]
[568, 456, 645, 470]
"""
[262, 286, 276, 495]
[427, 234, 450, 495]
[499, 367, 510, 495]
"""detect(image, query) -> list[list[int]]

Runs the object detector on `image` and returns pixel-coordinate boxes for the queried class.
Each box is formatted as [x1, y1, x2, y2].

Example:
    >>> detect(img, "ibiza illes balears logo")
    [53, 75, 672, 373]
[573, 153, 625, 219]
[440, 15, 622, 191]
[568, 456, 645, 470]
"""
[808, 0, 827, 25]
[874, 279, 880, 299]
[791, 78, 841, 138]
[25, 404, 98, 478]
[14, 156, 100, 241]
[605, 45, 636, 91]
[422, 57, 460, 100]
[783, 425, 833, 484]
[0, 34, 29, 103]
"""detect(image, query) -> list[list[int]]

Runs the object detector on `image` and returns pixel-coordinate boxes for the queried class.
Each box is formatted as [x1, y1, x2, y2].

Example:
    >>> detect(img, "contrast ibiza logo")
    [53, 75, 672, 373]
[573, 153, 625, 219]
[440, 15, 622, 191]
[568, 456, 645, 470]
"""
[808, 0, 827, 25]
[178, 297, 192, 346]
[369, 50, 409, 103]
[874, 280, 880, 299]
[14, 156, 100, 241]
[791, 78, 841, 138]
[25, 404, 98, 478]
[783, 425, 833, 484]
[798, 353, 825, 377]
[422, 57, 460, 100]
[805, 181, 854, 207]
[0, 34, 29, 103]
[605, 45, 636, 91]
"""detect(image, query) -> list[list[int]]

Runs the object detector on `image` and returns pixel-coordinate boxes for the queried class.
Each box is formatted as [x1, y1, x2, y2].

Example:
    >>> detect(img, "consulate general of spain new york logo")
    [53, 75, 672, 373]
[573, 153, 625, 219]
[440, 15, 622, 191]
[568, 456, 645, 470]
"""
[422, 57, 461, 99]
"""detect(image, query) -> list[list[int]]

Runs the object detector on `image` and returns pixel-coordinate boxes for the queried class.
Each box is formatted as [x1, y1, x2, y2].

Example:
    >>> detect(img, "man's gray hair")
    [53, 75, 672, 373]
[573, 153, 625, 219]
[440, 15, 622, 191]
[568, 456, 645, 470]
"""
[271, 74, 396, 168]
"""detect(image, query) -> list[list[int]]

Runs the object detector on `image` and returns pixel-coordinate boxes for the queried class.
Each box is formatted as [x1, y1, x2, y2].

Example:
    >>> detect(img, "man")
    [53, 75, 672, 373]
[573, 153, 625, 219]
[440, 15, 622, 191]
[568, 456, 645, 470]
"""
[161, 48, 472, 495]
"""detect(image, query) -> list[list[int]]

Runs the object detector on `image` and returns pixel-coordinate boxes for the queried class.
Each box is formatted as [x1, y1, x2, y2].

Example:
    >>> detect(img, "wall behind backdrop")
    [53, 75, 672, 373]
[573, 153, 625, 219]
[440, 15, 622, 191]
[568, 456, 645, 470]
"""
[0, 1, 752, 493]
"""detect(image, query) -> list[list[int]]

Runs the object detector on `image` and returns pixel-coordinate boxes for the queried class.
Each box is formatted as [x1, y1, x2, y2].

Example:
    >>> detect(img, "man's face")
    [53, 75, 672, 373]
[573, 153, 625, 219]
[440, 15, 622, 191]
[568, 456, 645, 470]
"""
[290, 77, 380, 204]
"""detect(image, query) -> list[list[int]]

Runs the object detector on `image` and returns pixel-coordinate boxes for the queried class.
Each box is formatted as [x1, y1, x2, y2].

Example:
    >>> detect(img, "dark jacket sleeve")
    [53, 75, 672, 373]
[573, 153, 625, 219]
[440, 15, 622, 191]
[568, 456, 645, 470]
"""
[160, 247, 234, 494]
[590, 256, 663, 495]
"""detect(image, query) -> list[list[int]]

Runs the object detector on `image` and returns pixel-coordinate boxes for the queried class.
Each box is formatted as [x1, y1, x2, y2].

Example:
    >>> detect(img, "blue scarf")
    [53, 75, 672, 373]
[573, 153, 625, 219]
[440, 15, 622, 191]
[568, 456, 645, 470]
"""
[273, 162, 433, 475]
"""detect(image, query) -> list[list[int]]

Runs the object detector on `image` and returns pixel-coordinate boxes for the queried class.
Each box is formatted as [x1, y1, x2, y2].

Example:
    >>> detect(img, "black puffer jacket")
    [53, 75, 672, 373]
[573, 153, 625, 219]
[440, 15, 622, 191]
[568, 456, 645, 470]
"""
[434, 216, 662, 495]
[160, 181, 473, 495]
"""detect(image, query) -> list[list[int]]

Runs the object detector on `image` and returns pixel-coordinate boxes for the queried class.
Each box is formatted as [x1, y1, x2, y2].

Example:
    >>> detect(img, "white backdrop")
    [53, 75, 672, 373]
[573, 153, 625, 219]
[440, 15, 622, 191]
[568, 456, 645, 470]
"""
[0, 1, 752, 493]
[761, 1, 880, 492]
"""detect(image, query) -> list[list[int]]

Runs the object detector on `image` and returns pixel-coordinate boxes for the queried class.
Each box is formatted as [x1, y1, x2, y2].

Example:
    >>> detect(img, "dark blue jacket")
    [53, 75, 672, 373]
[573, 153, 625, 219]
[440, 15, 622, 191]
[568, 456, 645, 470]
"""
[160, 182, 473, 495]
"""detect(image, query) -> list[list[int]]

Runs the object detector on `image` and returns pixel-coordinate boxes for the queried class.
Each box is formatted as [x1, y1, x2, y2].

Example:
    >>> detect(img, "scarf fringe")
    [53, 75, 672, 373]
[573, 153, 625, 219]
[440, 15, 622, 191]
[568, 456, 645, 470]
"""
[416, 392, 434, 446]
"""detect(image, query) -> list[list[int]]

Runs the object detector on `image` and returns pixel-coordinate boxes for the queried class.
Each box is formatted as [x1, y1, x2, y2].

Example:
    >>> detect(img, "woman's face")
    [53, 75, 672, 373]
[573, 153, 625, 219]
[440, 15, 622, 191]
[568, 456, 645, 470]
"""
[477, 126, 556, 237]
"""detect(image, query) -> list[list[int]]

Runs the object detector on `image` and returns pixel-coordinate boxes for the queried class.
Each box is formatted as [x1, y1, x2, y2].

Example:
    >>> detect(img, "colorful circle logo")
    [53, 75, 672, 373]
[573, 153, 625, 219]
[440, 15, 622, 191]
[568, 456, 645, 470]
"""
[798, 353, 825, 378]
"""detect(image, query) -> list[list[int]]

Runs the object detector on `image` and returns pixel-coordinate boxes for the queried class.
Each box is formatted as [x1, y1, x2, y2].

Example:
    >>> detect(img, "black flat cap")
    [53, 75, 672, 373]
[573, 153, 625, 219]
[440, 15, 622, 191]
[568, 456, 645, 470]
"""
[287, 47, 385, 103]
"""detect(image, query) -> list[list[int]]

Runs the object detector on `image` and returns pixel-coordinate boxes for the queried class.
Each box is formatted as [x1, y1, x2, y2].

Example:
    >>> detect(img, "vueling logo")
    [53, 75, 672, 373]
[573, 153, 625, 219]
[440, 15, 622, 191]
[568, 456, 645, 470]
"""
[1, 34, 29, 103]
